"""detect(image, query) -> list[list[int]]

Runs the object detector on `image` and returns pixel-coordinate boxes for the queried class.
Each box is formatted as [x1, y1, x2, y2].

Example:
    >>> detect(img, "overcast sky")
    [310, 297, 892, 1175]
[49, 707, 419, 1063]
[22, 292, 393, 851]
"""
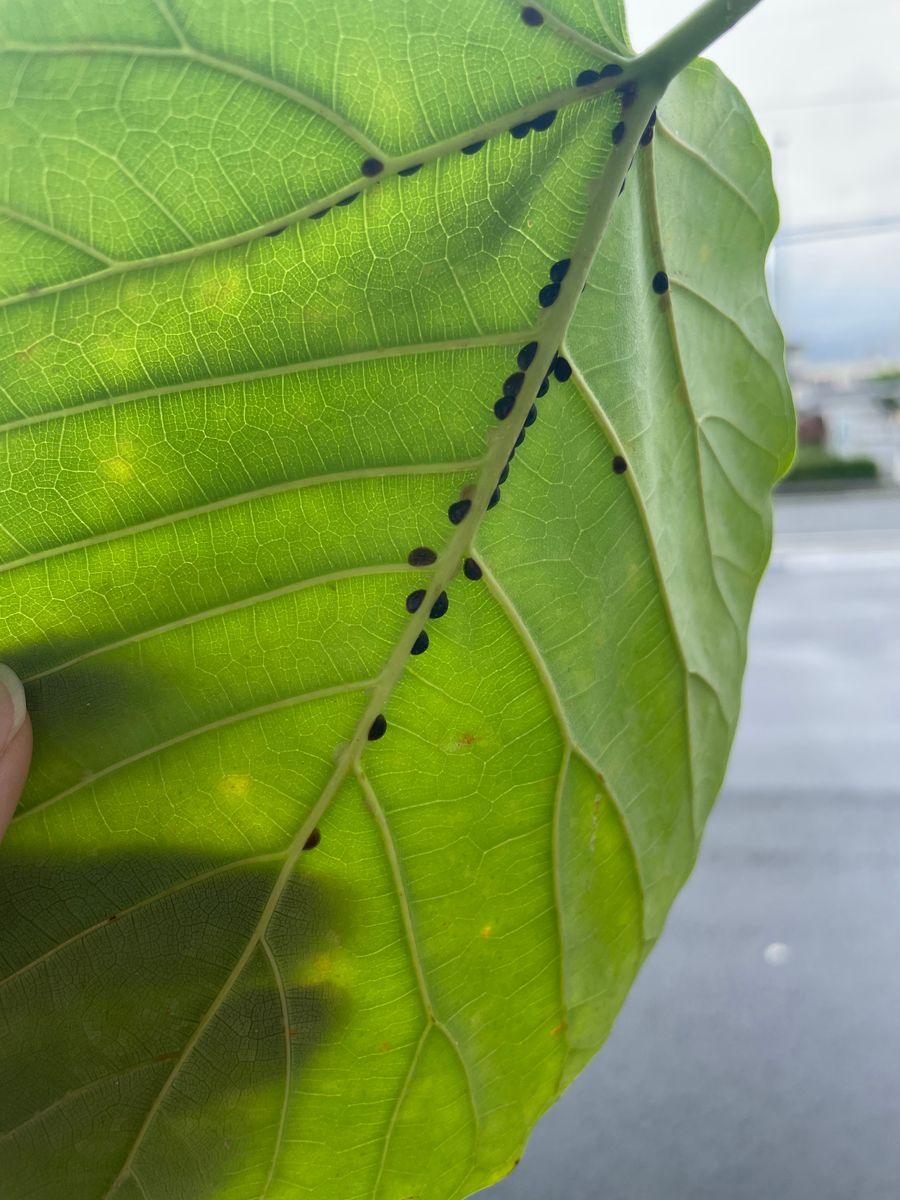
[629, 0, 900, 368]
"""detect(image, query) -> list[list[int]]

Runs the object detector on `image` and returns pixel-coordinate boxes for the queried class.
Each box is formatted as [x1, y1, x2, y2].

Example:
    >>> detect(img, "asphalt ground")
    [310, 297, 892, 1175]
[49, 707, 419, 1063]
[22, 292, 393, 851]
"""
[485, 489, 900, 1200]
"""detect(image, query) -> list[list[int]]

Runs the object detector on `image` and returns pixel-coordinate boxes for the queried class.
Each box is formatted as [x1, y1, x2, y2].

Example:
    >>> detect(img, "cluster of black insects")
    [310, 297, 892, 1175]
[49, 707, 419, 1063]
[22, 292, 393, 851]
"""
[294, 4, 669, 777]
[269, 7, 658, 236]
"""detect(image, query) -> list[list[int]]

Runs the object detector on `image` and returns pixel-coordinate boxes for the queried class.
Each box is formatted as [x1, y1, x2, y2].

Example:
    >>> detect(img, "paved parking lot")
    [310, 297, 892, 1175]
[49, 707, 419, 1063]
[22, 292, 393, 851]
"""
[486, 490, 900, 1200]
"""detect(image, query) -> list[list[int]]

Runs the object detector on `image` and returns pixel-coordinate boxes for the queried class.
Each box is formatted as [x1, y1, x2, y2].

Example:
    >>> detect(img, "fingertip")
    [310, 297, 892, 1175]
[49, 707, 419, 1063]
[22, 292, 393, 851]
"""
[0, 715, 32, 841]
[0, 663, 27, 750]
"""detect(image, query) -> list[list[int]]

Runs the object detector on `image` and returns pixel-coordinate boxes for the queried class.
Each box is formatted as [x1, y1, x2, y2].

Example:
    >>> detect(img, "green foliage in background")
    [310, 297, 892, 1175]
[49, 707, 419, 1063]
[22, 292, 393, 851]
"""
[0, 0, 792, 1196]
[786, 447, 878, 485]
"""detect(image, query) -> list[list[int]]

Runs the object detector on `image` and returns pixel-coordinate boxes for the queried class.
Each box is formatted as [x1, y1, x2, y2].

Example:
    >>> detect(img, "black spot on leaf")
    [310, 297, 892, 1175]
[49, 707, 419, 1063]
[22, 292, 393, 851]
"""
[510, 121, 532, 139]
[524, 403, 538, 428]
[310, 208, 330, 220]
[517, 341, 538, 369]
[521, 5, 544, 24]
[430, 591, 449, 619]
[448, 499, 472, 525]
[462, 140, 486, 155]
[612, 456, 628, 474]
[537, 376, 550, 397]
[494, 395, 515, 420]
[303, 828, 322, 851]
[337, 192, 359, 206]
[368, 714, 387, 741]
[553, 356, 572, 382]
[411, 630, 429, 655]
[487, 487, 501, 510]
[579, 64, 623, 84]
[265, 225, 287, 237]
[503, 371, 525, 397]
[361, 157, 384, 177]
[398, 163, 422, 176]
[406, 589, 426, 613]
[514, 428, 526, 448]
[611, 121, 625, 145]
[550, 259, 570, 283]
[408, 546, 437, 567]
[463, 557, 483, 581]
[652, 270, 669, 294]
[640, 125, 654, 146]
[498, 462, 510, 486]
[530, 110, 556, 132]
[539, 282, 560, 307]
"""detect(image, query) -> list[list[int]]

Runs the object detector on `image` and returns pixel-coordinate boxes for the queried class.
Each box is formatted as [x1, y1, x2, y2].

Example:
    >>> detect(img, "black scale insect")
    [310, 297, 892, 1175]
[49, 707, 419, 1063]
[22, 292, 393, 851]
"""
[448, 498, 472, 525]
[510, 110, 556, 140]
[503, 371, 525, 397]
[303, 828, 322, 850]
[361, 157, 384, 177]
[539, 282, 559, 307]
[408, 546, 437, 566]
[616, 80, 638, 109]
[520, 5, 543, 25]
[652, 271, 669, 294]
[576, 64, 623, 87]
[612, 456, 628, 475]
[517, 341, 538, 369]
[463, 557, 483, 581]
[368, 714, 387, 740]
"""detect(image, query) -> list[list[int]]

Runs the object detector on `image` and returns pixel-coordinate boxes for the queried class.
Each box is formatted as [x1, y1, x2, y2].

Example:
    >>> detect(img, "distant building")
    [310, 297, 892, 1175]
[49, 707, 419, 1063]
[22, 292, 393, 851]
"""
[789, 356, 900, 483]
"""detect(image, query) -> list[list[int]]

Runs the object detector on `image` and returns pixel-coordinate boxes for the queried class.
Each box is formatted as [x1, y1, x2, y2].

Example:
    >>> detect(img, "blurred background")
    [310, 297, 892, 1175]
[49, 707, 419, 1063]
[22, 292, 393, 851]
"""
[487, 1, 900, 1196]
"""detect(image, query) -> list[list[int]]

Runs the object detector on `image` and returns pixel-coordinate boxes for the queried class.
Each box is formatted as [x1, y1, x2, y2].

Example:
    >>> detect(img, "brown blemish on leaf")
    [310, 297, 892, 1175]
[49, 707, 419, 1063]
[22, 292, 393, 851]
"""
[550, 1021, 567, 1036]
[378, 1041, 392, 1053]
[150, 1051, 180, 1064]
[589, 793, 601, 855]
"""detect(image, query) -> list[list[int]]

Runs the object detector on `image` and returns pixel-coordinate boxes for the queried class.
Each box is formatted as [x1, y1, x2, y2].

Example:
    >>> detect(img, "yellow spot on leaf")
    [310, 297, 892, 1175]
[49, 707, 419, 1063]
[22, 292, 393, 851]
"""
[220, 773, 252, 798]
[101, 456, 135, 484]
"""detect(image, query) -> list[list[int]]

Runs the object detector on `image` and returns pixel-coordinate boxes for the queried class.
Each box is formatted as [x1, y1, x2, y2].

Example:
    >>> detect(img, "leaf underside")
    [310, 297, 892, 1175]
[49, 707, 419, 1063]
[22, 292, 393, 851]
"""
[0, 1, 793, 1198]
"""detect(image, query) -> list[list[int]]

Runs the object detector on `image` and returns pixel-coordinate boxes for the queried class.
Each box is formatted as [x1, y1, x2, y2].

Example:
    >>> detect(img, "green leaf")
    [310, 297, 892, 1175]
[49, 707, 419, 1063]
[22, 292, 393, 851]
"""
[0, 1, 793, 1198]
